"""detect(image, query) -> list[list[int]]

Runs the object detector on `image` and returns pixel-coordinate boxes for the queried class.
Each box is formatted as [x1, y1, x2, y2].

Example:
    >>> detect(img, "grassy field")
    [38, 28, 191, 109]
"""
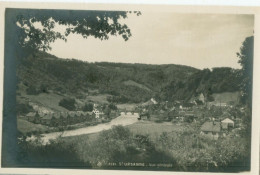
[62, 120, 194, 145]
[86, 94, 109, 104]
[62, 132, 100, 144]
[212, 91, 240, 103]
[17, 118, 50, 134]
[60, 120, 186, 146]
[126, 121, 193, 141]
[23, 93, 68, 112]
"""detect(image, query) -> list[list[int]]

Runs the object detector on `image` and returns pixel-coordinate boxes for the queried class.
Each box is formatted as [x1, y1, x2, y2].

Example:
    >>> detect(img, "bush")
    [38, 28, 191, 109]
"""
[75, 125, 174, 167]
[82, 103, 93, 112]
[17, 136, 88, 167]
[16, 103, 33, 115]
[59, 97, 76, 111]
[26, 86, 39, 95]
[108, 103, 117, 110]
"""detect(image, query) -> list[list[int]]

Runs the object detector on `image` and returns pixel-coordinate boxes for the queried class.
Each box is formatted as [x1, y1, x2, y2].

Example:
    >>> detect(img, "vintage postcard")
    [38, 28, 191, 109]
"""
[0, 1, 259, 175]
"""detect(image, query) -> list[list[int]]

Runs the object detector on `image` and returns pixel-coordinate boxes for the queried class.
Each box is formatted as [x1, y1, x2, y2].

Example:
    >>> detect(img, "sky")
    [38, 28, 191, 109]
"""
[48, 12, 254, 69]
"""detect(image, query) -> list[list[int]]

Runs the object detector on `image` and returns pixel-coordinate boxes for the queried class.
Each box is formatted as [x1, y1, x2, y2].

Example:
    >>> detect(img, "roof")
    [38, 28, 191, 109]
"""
[76, 111, 84, 115]
[221, 118, 234, 124]
[26, 112, 36, 117]
[85, 112, 93, 116]
[201, 121, 221, 132]
[141, 100, 154, 106]
[53, 112, 61, 118]
[214, 103, 227, 107]
[68, 111, 77, 117]
[60, 112, 69, 117]
[151, 98, 158, 104]
[185, 113, 195, 116]
[182, 103, 194, 108]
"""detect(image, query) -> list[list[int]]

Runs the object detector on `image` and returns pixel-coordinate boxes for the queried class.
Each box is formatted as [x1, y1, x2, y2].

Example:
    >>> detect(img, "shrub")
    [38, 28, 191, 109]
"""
[82, 103, 93, 112]
[108, 103, 117, 110]
[26, 86, 39, 95]
[17, 136, 88, 167]
[59, 97, 76, 111]
[16, 103, 33, 115]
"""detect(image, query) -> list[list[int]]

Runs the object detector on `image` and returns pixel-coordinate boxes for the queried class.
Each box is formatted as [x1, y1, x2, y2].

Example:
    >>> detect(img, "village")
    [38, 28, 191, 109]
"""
[20, 91, 244, 140]
[6, 8, 253, 171]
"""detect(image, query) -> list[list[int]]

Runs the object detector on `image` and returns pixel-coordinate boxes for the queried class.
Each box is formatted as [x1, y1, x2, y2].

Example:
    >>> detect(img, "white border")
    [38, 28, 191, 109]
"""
[0, 1, 259, 175]
[0, 0, 259, 6]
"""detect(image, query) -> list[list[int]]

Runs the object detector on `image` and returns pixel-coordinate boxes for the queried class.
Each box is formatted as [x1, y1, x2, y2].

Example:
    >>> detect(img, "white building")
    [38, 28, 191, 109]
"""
[221, 118, 234, 129]
[92, 109, 100, 118]
[151, 98, 158, 104]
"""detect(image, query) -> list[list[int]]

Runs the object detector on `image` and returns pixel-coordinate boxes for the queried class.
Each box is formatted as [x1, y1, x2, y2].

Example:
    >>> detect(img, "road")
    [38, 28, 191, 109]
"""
[30, 113, 139, 144]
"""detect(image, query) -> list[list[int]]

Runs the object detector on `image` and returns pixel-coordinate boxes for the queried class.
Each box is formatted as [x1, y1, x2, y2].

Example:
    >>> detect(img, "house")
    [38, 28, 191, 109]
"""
[181, 103, 194, 111]
[54, 112, 68, 125]
[92, 108, 101, 118]
[167, 110, 178, 120]
[60, 112, 68, 118]
[120, 111, 126, 116]
[174, 101, 181, 108]
[198, 93, 205, 104]
[195, 99, 204, 106]
[41, 113, 53, 126]
[77, 111, 85, 121]
[26, 112, 36, 122]
[221, 118, 234, 129]
[68, 111, 77, 123]
[177, 111, 185, 121]
[200, 121, 222, 140]
[57, 112, 69, 126]
[87, 111, 94, 116]
[141, 100, 154, 107]
[138, 112, 150, 120]
[60, 112, 69, 124]
[215, 102, 228, 107]
[151, 98, 158, 105]
[170, 106, 176, 111]
[184, 113, 196, 123]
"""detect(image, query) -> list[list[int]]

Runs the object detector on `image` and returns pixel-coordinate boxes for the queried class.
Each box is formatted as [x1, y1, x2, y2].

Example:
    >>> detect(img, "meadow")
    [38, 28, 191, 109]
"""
[17, 118, 50, 134]
[17, 118, 250, 172]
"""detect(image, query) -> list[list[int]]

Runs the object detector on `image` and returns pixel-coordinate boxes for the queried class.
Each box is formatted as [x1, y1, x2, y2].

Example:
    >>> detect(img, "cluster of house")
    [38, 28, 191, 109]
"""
[25, 104, 109, 126]
[26, 111, 95, 126]
[200, 118, 235, 140]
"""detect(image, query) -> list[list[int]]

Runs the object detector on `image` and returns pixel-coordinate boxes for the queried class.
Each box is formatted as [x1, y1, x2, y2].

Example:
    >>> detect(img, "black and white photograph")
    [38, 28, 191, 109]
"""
[0, 2, 259, 174]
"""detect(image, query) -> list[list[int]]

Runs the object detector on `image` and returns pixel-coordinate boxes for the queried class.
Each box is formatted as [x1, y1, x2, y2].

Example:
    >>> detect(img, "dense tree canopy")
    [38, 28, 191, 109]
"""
[237, 36, 254, 108]
[7, 9, 140, 56]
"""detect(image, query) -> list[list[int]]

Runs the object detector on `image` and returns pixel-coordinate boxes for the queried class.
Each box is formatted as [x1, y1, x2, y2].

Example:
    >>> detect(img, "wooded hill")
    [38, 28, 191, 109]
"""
[17, 51, 242, 103]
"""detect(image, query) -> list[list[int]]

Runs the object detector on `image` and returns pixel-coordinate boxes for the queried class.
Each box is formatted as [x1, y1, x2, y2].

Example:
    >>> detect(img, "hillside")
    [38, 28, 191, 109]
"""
[123, 80, 152, 92]
[17, 51, 242, 104]
[212, 92, 240, 103]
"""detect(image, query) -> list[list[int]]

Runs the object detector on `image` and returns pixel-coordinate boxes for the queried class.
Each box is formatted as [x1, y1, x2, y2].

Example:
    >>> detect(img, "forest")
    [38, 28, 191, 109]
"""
[17, 51, 242, 104]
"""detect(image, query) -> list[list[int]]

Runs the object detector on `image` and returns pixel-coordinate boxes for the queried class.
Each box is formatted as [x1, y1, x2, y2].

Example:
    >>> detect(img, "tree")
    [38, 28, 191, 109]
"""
[10, 9, 141, 55]
[104, 106, 111, 117]
[4, 9, 140, 166]
[82, 103, 94, 112]
[237, 36, 253, 108]
[59, 97, 76, 111]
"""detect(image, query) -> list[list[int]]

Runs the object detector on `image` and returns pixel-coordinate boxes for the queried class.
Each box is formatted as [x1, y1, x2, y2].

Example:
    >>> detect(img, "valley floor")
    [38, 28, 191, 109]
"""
[27, 114, 139, 144]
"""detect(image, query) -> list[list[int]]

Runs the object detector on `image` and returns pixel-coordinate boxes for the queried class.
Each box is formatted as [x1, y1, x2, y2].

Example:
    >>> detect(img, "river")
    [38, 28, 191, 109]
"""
[29, 113, 139, 144]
